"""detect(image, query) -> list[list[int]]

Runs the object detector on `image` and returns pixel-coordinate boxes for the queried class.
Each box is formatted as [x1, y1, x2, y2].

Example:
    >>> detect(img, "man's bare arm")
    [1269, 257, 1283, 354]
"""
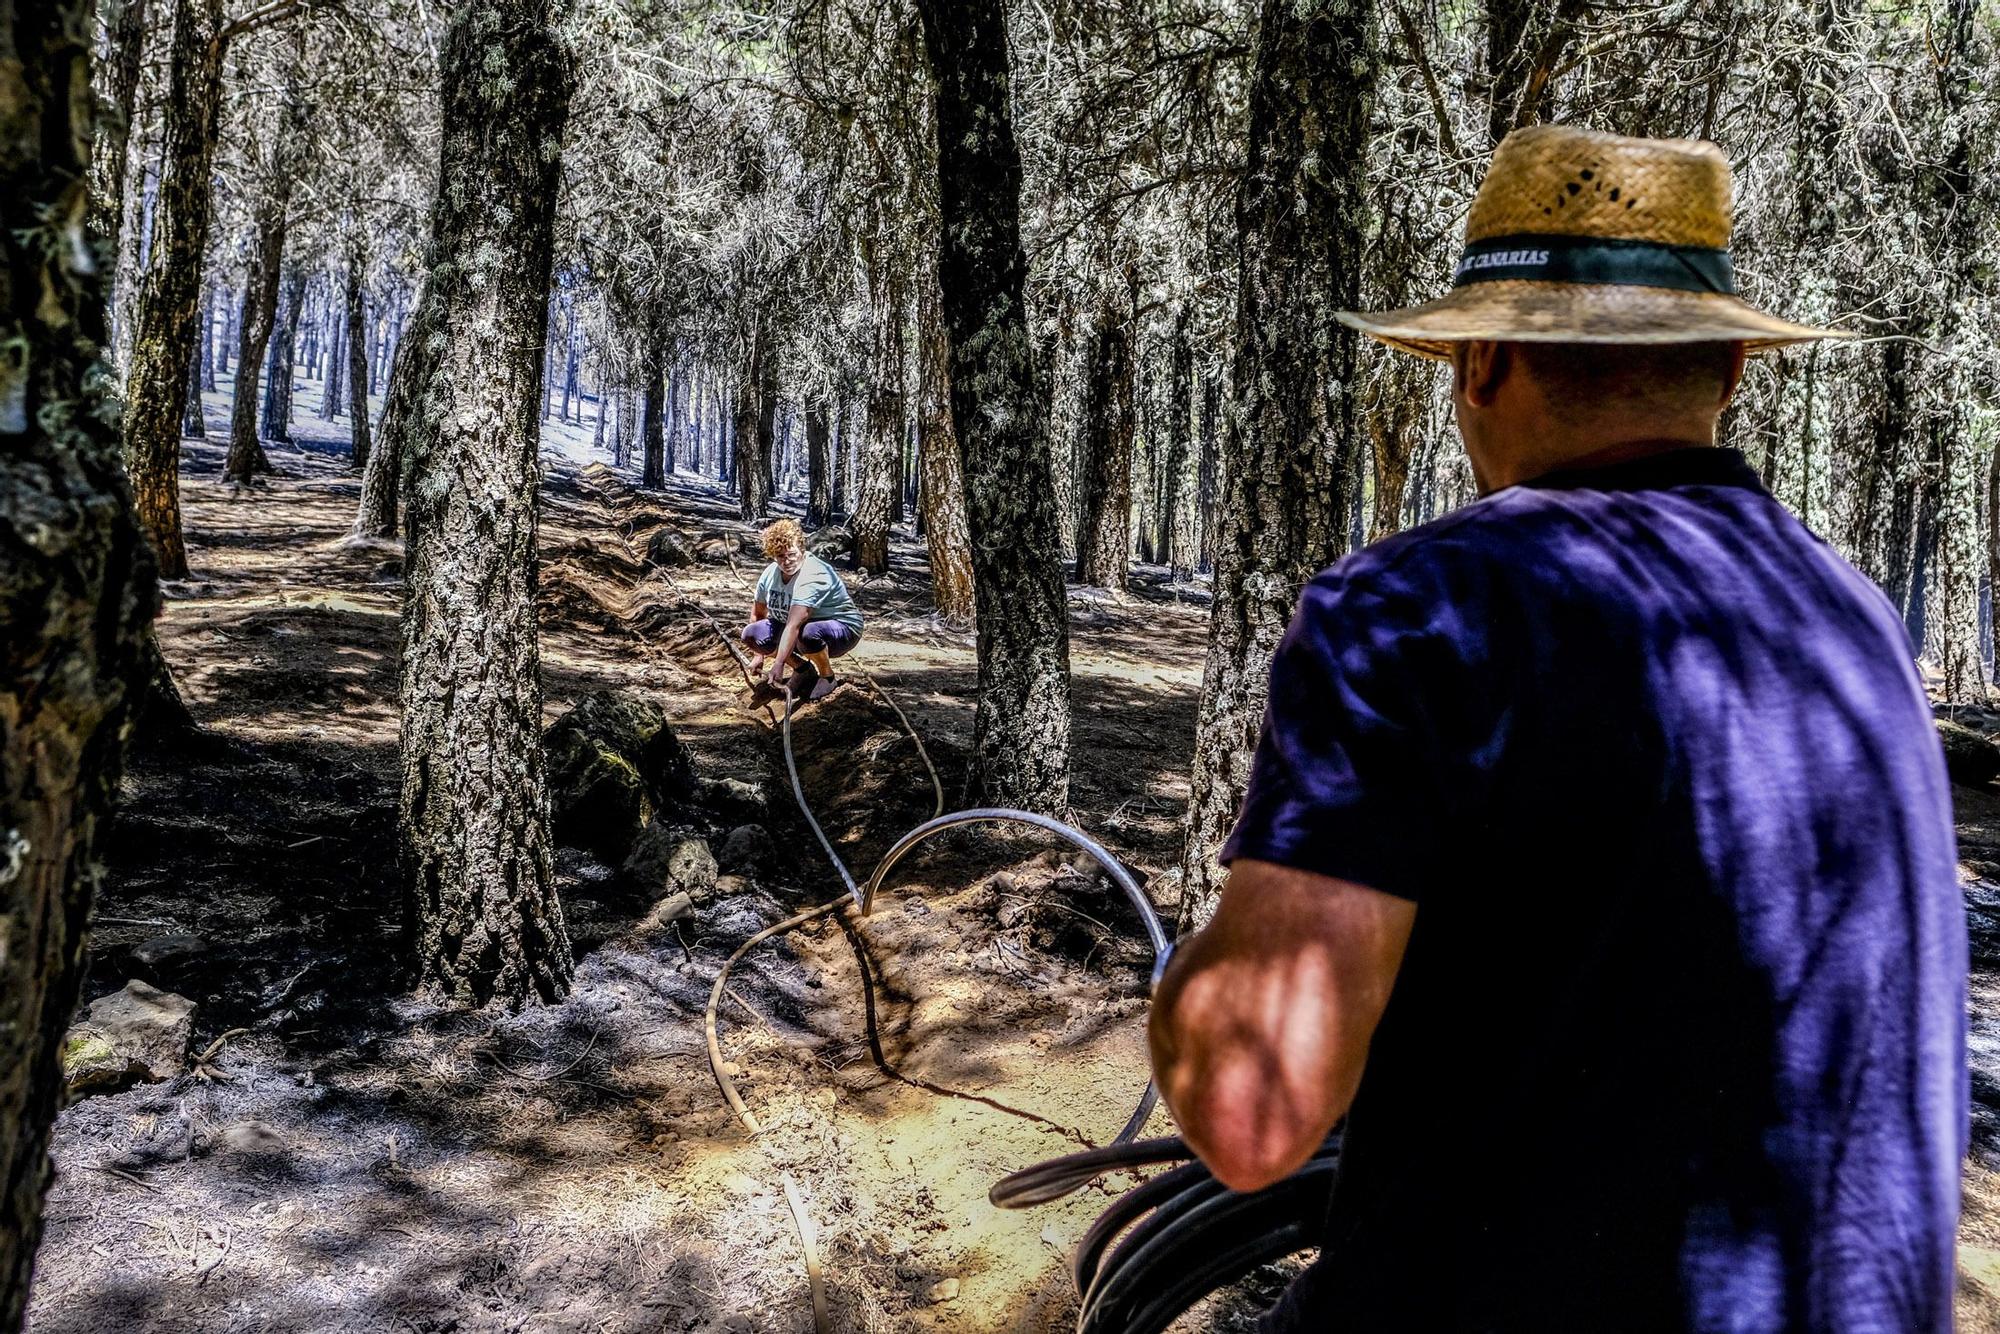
[768, 602, 813, 678]
[1148, 859, 1416, 1192]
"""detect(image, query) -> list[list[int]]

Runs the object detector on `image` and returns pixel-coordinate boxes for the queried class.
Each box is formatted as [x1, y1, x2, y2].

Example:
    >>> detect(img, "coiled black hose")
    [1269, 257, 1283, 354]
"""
[992, 1133, 1342, 1334]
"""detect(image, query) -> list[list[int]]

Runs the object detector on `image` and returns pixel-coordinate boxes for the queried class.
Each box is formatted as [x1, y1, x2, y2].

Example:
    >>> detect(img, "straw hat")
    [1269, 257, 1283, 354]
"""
[1338, 124, 1850, 360]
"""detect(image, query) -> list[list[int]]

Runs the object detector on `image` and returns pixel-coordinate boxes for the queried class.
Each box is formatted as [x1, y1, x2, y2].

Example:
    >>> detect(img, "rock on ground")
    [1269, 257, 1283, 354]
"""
[61, 980, 196, 1094]
[622, 826, 719, 901]
[1940, 719, 2000, 788]
[718, 824, 771, 873]
[545, 690, 699, 864]
[805, 524, 851, 559]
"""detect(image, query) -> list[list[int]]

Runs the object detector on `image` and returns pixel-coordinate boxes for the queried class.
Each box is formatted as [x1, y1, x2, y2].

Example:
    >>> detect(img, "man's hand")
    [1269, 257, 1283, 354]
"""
[1148, 859, 1415, 1193]
[765, 658, 789, 687]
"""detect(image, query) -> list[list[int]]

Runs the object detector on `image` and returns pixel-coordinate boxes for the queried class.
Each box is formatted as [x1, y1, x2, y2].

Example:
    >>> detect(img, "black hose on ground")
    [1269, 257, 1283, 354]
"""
[751, 683, 1171, 1148]
[721, 645, 1258, 1330]
[992, 1132, 1343, 1334]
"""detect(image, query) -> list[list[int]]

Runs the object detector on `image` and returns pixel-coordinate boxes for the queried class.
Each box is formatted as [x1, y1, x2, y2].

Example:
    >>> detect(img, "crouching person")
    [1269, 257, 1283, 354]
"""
[741, 518, 864, 701]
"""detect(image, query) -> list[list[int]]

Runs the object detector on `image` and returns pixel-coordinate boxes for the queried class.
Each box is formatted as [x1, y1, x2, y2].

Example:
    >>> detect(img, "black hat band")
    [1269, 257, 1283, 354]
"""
[1452, 233, 1736, 296]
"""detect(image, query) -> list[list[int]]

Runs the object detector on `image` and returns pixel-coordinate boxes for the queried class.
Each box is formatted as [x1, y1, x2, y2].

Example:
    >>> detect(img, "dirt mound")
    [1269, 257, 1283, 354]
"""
[786, 681, 954, 879]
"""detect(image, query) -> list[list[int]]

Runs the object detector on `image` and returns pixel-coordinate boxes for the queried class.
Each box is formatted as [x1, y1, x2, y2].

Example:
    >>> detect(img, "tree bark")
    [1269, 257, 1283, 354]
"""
[830, 393, 850, 518]
[1073, 295, 1135, 589]
[261, 266, 304, 443]
[663, 364, 680, 475]
[853, 262, 904, 573]
[400, 0, 575, 1008]
[319, 303, 345, 421]
[1162, 308, 1195, 579]
[353, 279, 434, 541]
[917, 269, 976, 622]
[640, 328, 665, 489]
[90, 0, 150, 267]
[223, 208, 287, 483]
[806, 403, 832, 527]
[1365, 349, 1427, 543]
[1178, 0, 1379, 929]
[344, 257, 371, 471]
[1, 4, 156, 1320]
[1482, 0, 1584, 146]
[180, 329, 206, 442]
[751, 338, 777, 518]
[732, 342, 769, 520]
[913, 0, 1073, 812]
[1196, 372, 1220, 573]
[120, 0, 223, 580]
[560, 310, 580, 423]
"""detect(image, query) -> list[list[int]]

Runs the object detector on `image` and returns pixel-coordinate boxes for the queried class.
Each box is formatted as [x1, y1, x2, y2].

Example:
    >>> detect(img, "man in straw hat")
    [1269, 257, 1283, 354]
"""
[1150, 125, 1964, 1329]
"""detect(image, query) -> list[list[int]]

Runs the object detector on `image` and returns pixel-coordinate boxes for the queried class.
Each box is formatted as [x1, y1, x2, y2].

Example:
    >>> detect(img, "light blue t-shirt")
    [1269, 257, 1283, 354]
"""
[755, 554, 864, 634]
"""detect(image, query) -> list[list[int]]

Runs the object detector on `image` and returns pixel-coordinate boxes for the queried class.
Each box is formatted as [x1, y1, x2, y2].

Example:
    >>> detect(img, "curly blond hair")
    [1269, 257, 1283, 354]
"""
[760, 518, 806, 560]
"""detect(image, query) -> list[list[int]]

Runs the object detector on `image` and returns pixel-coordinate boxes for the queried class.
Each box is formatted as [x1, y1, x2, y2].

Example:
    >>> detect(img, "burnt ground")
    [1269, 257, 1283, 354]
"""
[21, 371, 2000, 1331]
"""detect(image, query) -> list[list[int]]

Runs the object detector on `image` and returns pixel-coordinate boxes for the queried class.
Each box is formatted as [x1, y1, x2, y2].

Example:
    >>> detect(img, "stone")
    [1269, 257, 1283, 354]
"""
[1938, 718, 2000, 788]
[805, 524, 851, 559]
[718, 824, 770, 873]
[62, 981, 196, 1094]
[925, 1278, 960, 1304]
[645, 529, 695, 568]
[638, 892, 694, 933]
[544, 691, 698, 864]
[219, 1120, 287, 1158]
[131, 934, 208, 969]
[700, 775, 768, 823]
[621, 826, 718, 902]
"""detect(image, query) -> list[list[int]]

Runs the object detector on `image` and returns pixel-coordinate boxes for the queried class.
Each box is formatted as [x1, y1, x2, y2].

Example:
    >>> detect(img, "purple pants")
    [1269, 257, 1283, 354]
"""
[741, 617, 860, 660]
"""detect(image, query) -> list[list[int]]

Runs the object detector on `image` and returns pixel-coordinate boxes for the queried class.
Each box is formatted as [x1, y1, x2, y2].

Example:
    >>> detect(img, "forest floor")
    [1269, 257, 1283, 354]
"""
[20, 376, 2000, 1332]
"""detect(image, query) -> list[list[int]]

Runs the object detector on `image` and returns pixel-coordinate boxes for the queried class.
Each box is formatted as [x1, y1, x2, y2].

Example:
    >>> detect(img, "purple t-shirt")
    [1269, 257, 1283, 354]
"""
[1224, 448, 1965, 1332]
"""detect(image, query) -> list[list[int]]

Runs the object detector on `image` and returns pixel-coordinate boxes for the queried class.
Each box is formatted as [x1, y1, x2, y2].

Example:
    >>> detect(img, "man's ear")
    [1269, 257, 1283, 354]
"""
[1719, 341, 1748, 407]
[1457, 340, 1508, 408]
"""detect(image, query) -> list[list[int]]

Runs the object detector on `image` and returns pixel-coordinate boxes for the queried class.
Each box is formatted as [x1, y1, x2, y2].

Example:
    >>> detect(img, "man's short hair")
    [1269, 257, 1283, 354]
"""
[761, 517, 806, 560]
[1512, 341, 1738, 416]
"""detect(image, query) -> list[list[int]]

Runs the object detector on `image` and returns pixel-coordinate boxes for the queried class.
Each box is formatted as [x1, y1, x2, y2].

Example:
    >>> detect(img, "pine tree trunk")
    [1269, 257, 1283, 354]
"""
[400, 0, 575, 1008]
[917, 273, 976, 622]
[214, 289, 231, 378]
[1163, 309, 1195, 579]
[353, 280, 434, 541]
[913, 0, 1073, 812]
[853, 264, 904, 574]
[664, 365, 681, 474]
[733, 345, 769, 520]
[614, 387, 631, 470]
[224, 208, 287, 483]
[320, 305, 345, 421]
[261, 266, 304, 443]
[1916, 0, 1984, 703]
[1074, 297, 1134, 590]
[559, 311, 578, 423]
[199, 289, 216, 390]
[1195, 373, 1219, 572]
[640, 329, 666, 489]
[1179, 0, 1379, 929]
[180, 331, 206, 441]
[751, 341, 777, 518]
[344, 259, 371, 471]
[1365, 349, 1427, 543]
[806, 403, 832, 526]
[121, 0, 225, 581]
[1, 5, 156, 1318]
[90, 0, 150, 267]
[830, 394, 849, 518]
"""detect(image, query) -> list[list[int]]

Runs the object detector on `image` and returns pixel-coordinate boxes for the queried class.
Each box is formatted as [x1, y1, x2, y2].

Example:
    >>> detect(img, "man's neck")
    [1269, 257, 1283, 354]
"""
[1478, 427, 1718, 493]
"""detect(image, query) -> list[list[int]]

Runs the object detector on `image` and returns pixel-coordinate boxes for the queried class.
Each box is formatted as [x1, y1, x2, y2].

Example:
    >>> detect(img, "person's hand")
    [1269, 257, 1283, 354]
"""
[766, 660, 788, 687]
